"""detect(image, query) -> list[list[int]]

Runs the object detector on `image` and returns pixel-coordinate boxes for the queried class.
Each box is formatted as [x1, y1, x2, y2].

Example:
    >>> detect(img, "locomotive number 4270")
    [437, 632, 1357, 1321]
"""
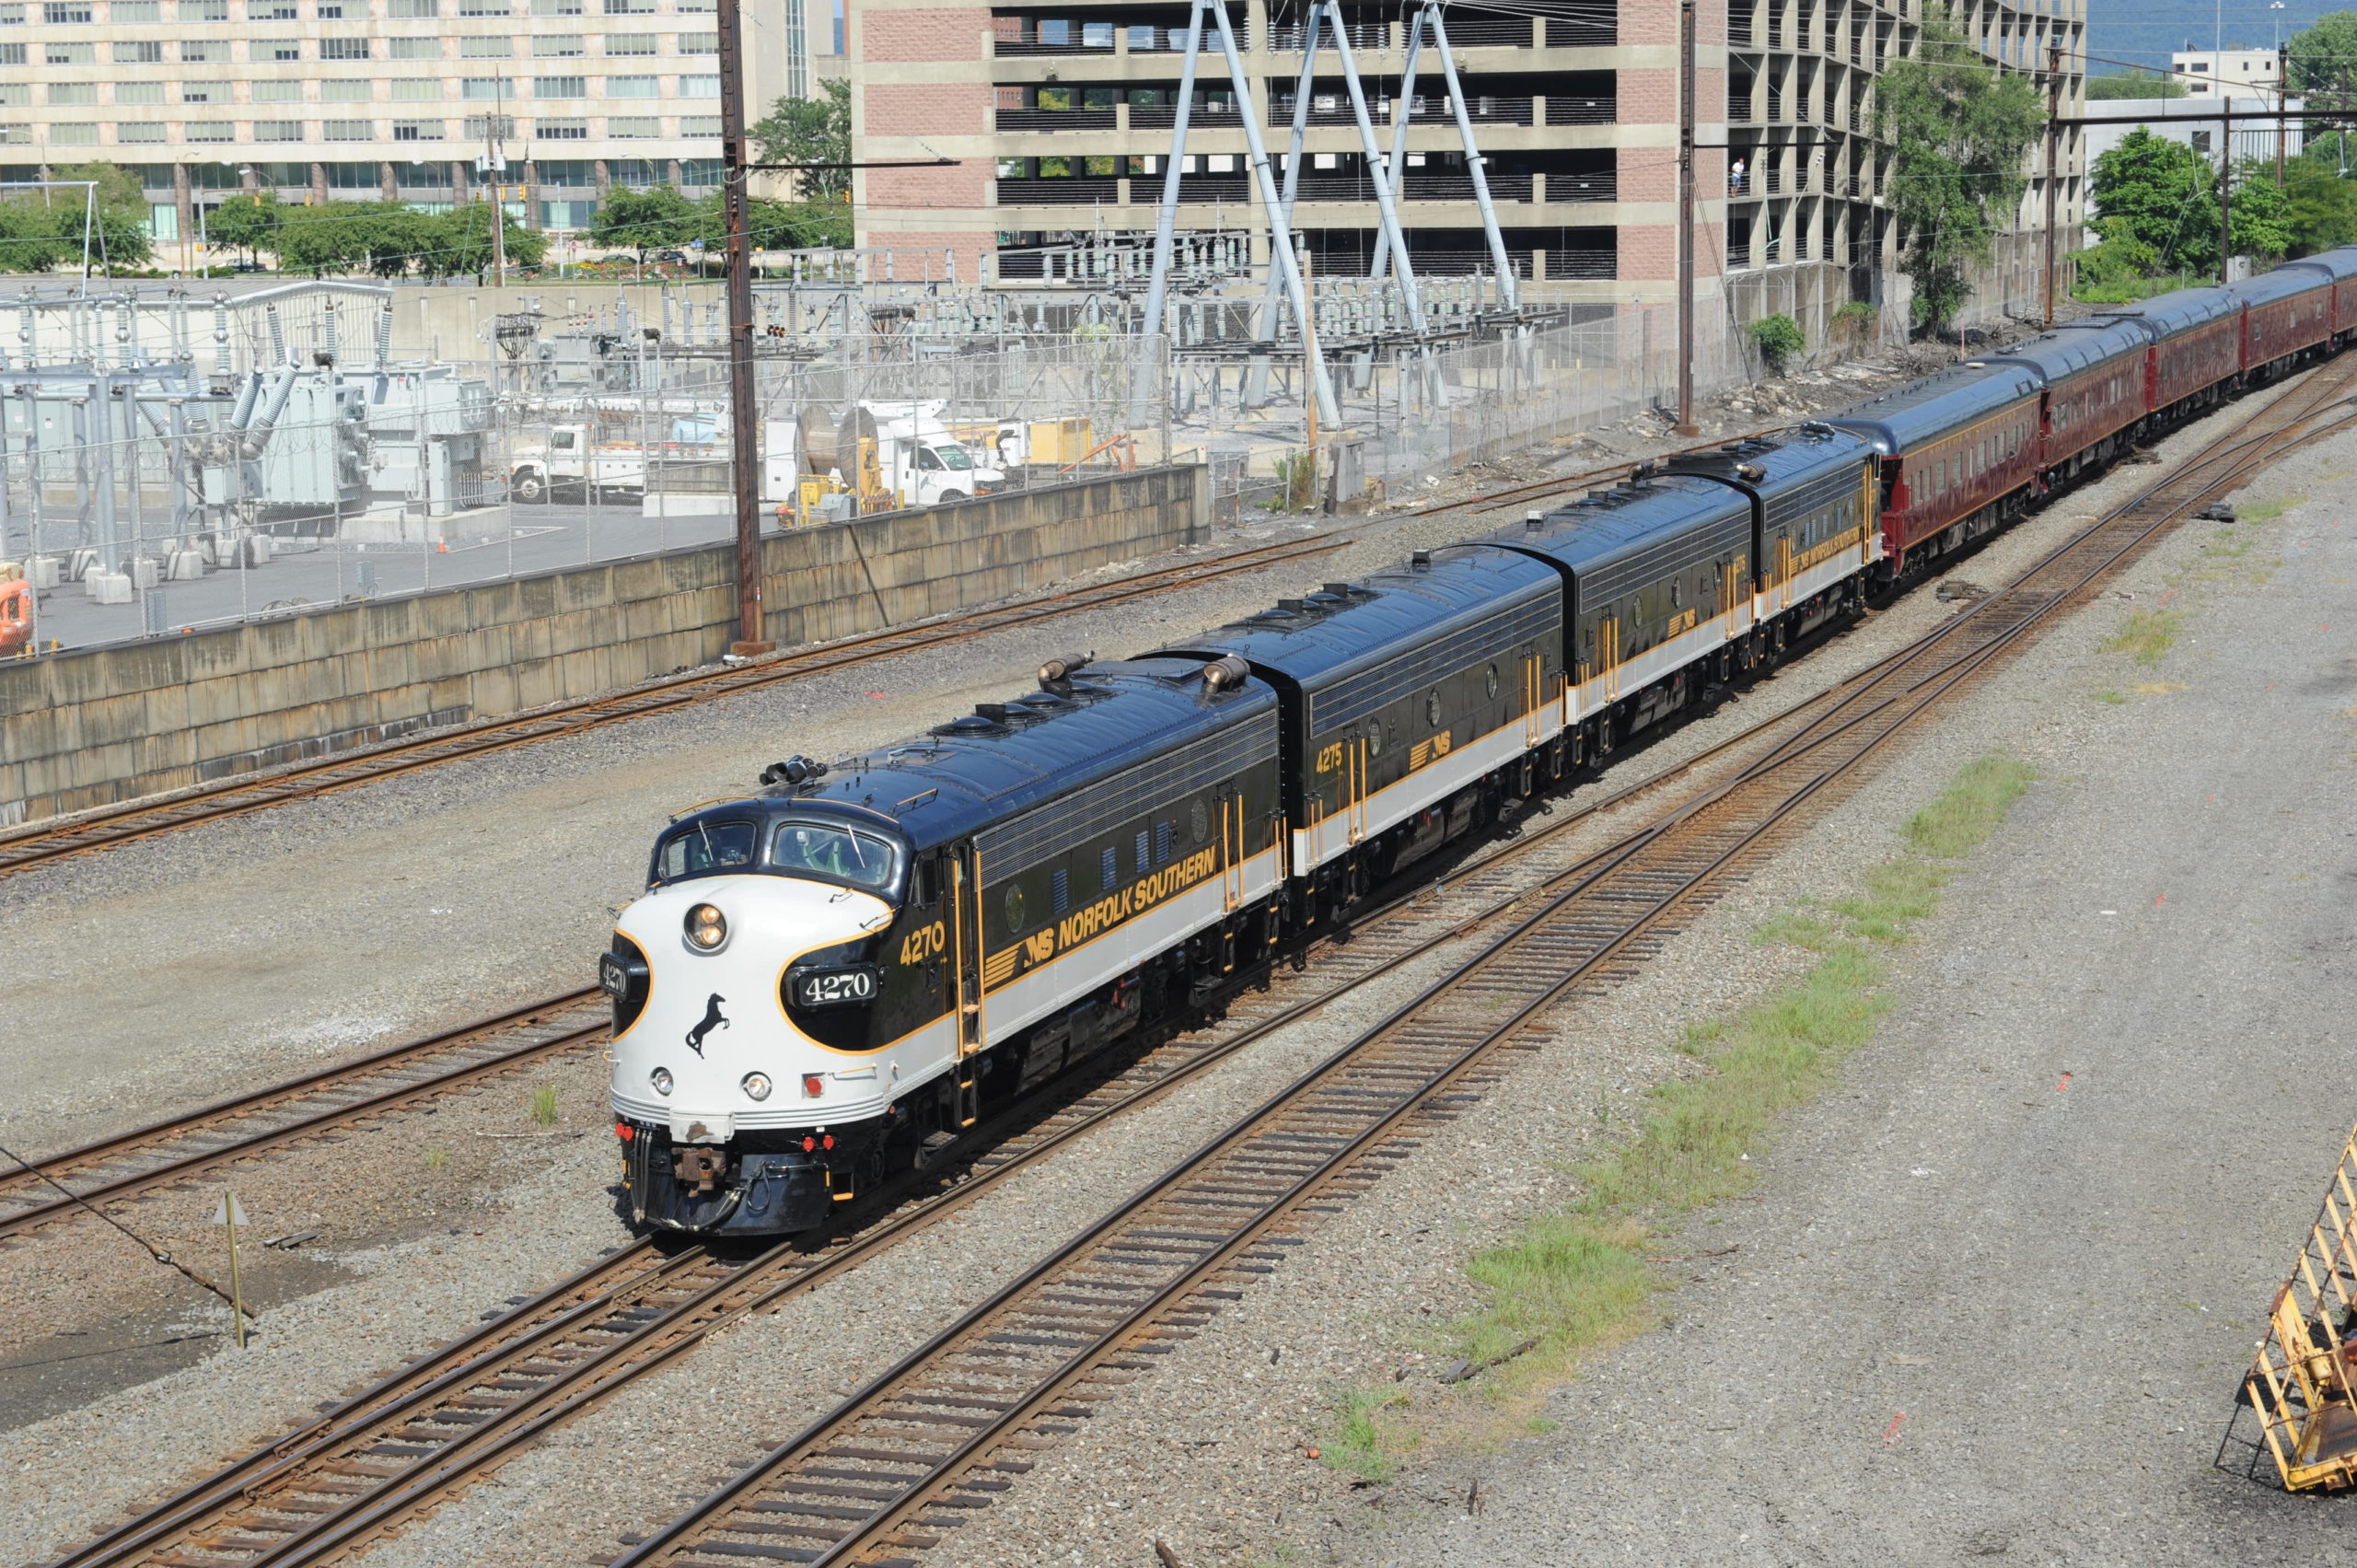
[793, 965, 880, 1008]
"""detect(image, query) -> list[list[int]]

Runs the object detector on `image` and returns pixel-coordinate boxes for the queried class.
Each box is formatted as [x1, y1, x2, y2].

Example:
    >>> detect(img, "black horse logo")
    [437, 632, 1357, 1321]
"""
[686, 993, 728, 1057]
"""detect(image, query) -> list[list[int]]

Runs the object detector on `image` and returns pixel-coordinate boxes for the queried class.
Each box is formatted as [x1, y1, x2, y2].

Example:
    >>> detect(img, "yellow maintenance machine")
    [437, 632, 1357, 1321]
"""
[2241, 1118, 2357, 1491]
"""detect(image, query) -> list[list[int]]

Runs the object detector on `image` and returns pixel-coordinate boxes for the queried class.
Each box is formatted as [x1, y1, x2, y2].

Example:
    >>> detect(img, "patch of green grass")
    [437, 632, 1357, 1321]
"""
[1434, 754, 2037, 1419]
[1903, 754, 2036, 858]
[2236, 494, 2304, 522]
[424, 1147, 451, 1171]
[2094, 688, 2128, 705]
[529, 1083, 561, 1128]
[2105, 608, 2185, 668]
[1319, 1388, 1412, 1482]
[1246, 1548, 1303, 1568]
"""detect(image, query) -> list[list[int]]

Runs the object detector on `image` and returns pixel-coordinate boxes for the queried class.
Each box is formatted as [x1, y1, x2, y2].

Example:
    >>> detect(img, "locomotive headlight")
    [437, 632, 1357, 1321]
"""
[741, 1072, 772, 1101]
[684, 903, 727, 950]
[650, 1066, 675, 1096]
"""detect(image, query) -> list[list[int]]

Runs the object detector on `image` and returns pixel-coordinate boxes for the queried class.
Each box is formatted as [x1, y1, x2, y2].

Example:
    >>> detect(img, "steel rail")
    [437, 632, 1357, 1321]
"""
[0, 1005, 610, 1244]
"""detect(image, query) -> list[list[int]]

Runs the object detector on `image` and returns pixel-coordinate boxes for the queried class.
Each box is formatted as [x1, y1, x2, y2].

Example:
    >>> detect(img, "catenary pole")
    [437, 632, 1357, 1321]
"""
[2043, 45, 2061, 329]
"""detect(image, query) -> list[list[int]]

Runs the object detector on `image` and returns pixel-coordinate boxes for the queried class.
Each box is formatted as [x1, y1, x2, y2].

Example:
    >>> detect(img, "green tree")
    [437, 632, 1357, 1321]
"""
[2285, 151, 2357, 255]
[588, 185, 705, 262]
[2085, 71, 2186, 100]
[423, 202, 548, 279]
[2089, 130, 2297, 278]
[749, 78, 851, 200]
[2288, 11, 2357, 109]
[206, 192, 282, 264]
[1875, 6, 2045, 331]
[40, 162, 154, 272]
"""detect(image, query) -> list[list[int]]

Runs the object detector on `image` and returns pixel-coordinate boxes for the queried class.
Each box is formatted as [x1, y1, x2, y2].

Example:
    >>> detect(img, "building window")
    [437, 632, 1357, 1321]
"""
[0, 4, 21, 18]
[257, 38, 301, 59]
[677, 73, 717, 96]
[676, 0, 712, 11]
[390, 76, 438, 97]
[532, 75, 583, 96]
[320, 36, 367, 58]
[252, 79, 300, 100]
[180, 38, 223, 60]
[606, 73, 656, 95]
[0, 41, 22, 60]
[50, 121, 96, 141]
[459, 76, 510, 99]
[321, 118, 370, 138]
[0, 123, 30, 141]
[116, 78, 160, 100]
[179, 0, 224, 14]
[605, 31, 653, 52]
[249, 0, 296, 15]
[455, 0, 505, 12]
[115, 121, 165, 142]
[111, 0, 159, 17]
[181, 118, 231, 139]
[604, 113, 656, 134]
[385, 0, 435, 12]
[601, 0, 651, 13]
[388, 36, 436, 57]
[252, 118, 303, 139]
[678, 29, 716, 52]
[48, 81, 93, 101]
[319, 78, 368, 99]
[535, 116, 586, 136]
[111, 39, 161, 59]
[679, 112, 717, 134]
[529, 0, 580, 12]
[391, 117, 441, 138]
[181, 82, 225, 100]
[0, 82, 22, 101]
[41, 2, 93, 20]
[459, 36, 509, 55]
[679, 156, 718, 183]
[2192, 130, 2212, 151]
[533, 33, 582, 53]
[44, 41, 91, 61]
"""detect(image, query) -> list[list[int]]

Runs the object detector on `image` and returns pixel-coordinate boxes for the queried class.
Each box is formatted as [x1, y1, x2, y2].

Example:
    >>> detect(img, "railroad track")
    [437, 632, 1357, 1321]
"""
[0, 995, 610, 1247]
[0, 425, 1794, 882]
[590, 357, 2357, 1568]
[31, 374, 2342, 1567]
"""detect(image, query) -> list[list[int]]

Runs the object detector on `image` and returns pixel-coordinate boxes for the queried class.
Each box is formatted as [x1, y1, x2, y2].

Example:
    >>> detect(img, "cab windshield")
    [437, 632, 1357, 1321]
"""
[656, 819, 758, 881]
[772, 821, 898, 889]
[934, 443, 974, 470]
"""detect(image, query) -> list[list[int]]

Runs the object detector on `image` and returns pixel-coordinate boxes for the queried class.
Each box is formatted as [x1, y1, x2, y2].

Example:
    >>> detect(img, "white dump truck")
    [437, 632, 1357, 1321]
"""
[769, 401, 1006, 515]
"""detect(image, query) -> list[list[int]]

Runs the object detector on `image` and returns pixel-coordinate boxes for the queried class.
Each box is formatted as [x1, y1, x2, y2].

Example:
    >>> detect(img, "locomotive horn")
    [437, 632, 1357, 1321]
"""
[760, 754, 830, 786]
[1039, 652, 1093, 685]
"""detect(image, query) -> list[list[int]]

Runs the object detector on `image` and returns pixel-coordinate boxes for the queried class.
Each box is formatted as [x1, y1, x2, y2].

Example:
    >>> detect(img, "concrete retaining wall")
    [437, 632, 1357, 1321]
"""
[0, 465, 1205, 825]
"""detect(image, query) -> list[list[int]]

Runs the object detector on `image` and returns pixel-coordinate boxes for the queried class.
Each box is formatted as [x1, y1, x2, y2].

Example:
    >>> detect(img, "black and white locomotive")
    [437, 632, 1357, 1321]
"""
[606, 248, 2357, 1237]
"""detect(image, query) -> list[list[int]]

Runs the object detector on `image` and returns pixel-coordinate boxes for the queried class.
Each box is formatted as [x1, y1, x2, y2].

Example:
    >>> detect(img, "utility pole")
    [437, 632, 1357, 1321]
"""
[1674, 0, 1697, 436]
[2219, 94, 2233, 284]
[2278, 42, 2290, 188]
[484, 81, 507, 286]
[2042, 45, 2061, 329]
[718, 0, 769, 654]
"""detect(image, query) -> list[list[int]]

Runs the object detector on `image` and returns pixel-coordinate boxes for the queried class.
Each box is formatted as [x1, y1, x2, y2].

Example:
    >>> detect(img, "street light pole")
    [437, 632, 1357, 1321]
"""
[717, 0, 770, 655]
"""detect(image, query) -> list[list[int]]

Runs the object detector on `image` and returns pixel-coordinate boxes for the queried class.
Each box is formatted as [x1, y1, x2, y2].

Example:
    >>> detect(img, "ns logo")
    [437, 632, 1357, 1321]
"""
[1023, 930, 1057, 966]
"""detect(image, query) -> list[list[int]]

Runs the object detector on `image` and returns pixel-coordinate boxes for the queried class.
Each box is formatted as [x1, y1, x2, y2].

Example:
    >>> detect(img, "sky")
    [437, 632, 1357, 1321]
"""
[2087, 0, 2344, 75]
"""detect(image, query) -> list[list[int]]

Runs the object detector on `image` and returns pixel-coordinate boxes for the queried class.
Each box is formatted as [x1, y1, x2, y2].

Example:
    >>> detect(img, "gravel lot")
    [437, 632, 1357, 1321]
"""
[0, 341, 2255, 1565]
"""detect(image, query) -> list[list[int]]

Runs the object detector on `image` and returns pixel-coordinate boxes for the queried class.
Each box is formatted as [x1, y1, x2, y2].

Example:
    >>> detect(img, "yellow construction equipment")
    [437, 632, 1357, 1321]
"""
[2241, 1117, 2357, 1492]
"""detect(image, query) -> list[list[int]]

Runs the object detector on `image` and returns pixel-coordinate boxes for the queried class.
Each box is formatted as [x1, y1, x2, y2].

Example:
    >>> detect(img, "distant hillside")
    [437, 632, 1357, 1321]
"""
[2089, 0, 2336, 76]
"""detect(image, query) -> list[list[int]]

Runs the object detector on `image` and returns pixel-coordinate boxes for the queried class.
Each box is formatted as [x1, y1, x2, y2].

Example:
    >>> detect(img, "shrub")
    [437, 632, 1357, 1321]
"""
[1747, 313, 1806, 373]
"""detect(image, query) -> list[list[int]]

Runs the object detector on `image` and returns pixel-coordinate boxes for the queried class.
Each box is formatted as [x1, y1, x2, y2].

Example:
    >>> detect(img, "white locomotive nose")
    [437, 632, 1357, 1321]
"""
[609, 874, 895, 1130]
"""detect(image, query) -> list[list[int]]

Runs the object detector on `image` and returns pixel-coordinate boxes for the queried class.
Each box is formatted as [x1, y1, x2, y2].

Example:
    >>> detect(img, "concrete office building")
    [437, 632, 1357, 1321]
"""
[848, 0, 2083, 320]
[1, 0, 842, 255]
[2172, 46, 2280, 95]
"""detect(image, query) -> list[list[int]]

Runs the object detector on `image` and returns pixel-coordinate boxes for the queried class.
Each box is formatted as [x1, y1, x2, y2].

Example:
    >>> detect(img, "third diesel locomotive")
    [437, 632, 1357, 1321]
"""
[603, 249, 2357, 1237]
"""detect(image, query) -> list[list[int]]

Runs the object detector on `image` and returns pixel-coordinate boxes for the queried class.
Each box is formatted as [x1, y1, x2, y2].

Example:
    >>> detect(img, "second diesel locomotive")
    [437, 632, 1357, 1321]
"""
[606, 247, 2357, 1237]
